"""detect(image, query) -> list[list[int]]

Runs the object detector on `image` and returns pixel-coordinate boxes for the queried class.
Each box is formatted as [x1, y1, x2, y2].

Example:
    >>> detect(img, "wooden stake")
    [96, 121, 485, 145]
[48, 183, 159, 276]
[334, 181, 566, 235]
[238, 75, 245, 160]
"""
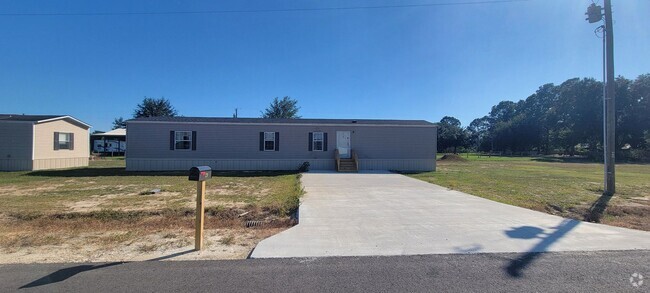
[195, 180, 206, 251]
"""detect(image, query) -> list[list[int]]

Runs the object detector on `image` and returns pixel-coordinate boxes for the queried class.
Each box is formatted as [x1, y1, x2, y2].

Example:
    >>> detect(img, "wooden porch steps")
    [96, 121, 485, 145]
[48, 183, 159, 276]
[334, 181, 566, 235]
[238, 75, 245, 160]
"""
[335, 149, 359, 172]
[338, 158, 358, 172]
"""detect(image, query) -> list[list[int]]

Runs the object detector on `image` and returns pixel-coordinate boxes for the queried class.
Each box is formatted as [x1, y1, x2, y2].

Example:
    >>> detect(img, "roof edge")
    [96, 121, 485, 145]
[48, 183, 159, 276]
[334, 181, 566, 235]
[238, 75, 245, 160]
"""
[126, 120, 437, 128]
[37, 116, 92, 129]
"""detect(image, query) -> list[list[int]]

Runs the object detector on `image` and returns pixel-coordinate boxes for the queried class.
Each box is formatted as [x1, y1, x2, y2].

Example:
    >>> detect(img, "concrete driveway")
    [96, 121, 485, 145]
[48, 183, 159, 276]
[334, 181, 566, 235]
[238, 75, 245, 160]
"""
[250, 172, 650, 258]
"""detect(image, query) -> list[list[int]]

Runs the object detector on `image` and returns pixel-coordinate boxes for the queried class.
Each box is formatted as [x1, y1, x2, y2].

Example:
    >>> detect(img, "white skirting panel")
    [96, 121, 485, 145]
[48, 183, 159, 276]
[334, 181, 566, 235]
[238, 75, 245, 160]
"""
[32, 157, 89, 171]
[358, 159, 435, 172]
[0, 159, 32, 171]
[126, 158, 435, 172]
[126, 158, 336, 171]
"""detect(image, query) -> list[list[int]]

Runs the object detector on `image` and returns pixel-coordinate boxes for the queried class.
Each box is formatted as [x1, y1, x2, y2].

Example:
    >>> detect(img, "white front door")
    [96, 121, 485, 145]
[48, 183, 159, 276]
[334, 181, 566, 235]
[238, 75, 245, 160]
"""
[336, 131, 351, 159]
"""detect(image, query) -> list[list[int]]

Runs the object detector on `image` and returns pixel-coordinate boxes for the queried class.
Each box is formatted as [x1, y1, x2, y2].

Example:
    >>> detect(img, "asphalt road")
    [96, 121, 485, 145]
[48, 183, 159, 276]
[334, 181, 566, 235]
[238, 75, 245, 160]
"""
[1, 250, 648, 292]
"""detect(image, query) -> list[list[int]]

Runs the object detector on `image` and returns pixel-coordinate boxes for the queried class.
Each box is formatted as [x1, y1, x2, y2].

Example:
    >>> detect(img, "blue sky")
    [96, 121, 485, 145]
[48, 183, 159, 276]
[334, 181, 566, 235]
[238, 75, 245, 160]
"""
[1, 0, 649, 131]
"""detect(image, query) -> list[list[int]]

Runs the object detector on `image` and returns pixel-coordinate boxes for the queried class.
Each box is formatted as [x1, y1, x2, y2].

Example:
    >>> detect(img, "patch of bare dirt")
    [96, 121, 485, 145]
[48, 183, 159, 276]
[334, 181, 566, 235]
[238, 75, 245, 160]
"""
[74, 184, 152, 194]
[628, 196, 650, 206]
[181, 201, 248, 210]
[0, 184, 64, 196]
[65, 191, 183, 212]
[601, 205, 650, 231]
[209, 184, 271, 197]
[67, 199, 107, 212]
[566, 201, 650, 232]
[0, 228, 284, 264]
[0, 186, 20, 195]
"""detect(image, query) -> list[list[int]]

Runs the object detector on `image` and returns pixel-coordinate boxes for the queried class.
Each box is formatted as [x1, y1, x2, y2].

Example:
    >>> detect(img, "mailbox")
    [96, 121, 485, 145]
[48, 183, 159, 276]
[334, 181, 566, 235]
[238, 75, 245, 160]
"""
[189, 166, 212, 251]
[188, 166, 212, 181]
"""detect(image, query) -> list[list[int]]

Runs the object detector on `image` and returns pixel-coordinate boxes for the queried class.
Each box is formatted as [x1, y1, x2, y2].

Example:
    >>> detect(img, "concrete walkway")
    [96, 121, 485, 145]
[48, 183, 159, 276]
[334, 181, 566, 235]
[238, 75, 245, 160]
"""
[250, 172, 650, 258]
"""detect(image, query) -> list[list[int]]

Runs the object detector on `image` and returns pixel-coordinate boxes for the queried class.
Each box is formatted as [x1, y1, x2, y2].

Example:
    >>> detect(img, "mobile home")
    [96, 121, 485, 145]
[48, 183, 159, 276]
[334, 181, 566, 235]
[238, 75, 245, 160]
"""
[0, 114, 91, 171]
[126, 117, 437, 172]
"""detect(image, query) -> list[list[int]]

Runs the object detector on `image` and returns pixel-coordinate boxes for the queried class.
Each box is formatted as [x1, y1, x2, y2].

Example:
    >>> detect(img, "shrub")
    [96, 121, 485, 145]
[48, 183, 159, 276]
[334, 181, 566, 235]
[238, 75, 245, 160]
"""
[619, 149, 650, 163]
[298, 161, 310, 173]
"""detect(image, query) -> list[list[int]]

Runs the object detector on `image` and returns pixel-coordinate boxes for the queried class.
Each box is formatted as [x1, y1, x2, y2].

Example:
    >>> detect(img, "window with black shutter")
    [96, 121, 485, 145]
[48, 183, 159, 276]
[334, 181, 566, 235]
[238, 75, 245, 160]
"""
[54, 132, 72, 150]
[171, 131, 193, 150]
[312, 132, 324, 151]
[263, 132, 276, 151]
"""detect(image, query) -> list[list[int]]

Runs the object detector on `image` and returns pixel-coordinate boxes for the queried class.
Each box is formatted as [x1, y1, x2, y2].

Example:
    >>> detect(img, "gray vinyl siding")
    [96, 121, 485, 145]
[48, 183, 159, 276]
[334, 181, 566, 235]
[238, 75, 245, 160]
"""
[0, 122, 33, 171]
[126, 122, 436, 171]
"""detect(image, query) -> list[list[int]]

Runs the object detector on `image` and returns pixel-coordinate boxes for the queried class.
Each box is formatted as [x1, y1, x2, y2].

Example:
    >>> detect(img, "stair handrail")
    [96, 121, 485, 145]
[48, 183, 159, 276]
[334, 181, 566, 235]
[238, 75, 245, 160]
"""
[352, 149, 359, 171]
[334, 148, 340, 171]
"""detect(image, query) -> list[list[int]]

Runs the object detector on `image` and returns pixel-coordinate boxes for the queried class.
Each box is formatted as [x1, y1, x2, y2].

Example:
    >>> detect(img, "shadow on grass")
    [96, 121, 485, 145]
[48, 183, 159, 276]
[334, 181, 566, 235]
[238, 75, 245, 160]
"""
[19, 262, 125, 289]
[505, 219, 580, 278]
[584, 193, 613, 223]
[25, 167, 297, 178]
[390, 170, 428, 175]
[530, 156, 595, 164]
[26, 168, 184, 177]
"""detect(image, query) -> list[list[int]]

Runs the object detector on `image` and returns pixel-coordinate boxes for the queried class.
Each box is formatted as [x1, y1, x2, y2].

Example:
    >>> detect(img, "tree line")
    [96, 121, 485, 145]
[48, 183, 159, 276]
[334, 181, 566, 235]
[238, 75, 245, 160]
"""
[437, 74, 650, 161]
[111, 96, 300, 130]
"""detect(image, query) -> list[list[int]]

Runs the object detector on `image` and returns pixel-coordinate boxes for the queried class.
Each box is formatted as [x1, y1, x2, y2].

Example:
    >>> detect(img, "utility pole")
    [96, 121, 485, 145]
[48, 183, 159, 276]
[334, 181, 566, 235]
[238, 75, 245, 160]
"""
[586, 0, 615, 195]
[603, 0, 615, 195]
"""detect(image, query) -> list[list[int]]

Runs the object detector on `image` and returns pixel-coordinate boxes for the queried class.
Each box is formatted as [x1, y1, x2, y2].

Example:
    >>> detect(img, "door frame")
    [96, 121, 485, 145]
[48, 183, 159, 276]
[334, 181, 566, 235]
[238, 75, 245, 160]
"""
[336, 131, 351, 159]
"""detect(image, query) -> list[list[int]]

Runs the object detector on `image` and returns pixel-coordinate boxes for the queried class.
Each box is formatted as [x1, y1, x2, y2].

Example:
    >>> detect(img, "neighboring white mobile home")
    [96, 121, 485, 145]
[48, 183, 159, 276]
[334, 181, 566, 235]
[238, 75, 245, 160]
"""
[0, 114, 91, 171]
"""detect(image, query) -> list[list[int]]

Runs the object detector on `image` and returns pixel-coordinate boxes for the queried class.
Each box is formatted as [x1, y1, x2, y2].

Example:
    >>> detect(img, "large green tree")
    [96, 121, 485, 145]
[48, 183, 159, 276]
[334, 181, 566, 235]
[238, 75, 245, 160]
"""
[261, 96, 300, 119]
[437, 116, 466, 153]
[623, 74, 650, 148]
[553, 78, 603, 154]
[133, 97, 178, 118]
[467, 116, 491, 151]
[112, 117, 126, 129]
[467, 73, 650, 160]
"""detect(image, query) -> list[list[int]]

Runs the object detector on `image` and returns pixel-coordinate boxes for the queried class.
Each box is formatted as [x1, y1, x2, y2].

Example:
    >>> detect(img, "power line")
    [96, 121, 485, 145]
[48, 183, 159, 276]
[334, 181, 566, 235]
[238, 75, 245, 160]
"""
[0, 0, 533, 17]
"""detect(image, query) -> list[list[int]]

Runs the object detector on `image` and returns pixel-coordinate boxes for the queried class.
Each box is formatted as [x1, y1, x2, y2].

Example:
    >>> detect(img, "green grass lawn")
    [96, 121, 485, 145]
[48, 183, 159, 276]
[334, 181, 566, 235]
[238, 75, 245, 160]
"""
[0, 157, 302, 217]
[409, 154, 650, 231]
[0, 157, 303, 257]
[0, 158, 304, 261]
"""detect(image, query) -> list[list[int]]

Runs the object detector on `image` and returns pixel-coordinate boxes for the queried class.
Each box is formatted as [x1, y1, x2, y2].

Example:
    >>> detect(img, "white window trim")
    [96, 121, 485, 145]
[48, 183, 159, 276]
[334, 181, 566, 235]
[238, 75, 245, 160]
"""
[264, 131, 276, 151]
[312, 132, 324, 152]
[58, 132, 71, 150]
[174, 130, 193, 151]
[32, 124, 35, 159]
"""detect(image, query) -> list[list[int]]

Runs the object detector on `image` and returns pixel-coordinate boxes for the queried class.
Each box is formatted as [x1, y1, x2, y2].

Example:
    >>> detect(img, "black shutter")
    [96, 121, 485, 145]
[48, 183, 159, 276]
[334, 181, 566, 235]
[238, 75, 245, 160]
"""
[170, 131, 175, 150]
[69, 133, 74, 150]
[275, 132, 280, 151]
[308, 132, 313, 151]
[191, 131, 197, 151]
[323, 133, 328, 151]
[259, 132, 264, 151]
[54, 132, 60, 150]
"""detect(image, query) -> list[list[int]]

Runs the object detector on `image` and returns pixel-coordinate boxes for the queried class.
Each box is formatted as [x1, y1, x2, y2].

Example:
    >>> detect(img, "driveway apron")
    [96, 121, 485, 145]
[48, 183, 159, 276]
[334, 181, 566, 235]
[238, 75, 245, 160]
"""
[250, 171, 650, 258]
